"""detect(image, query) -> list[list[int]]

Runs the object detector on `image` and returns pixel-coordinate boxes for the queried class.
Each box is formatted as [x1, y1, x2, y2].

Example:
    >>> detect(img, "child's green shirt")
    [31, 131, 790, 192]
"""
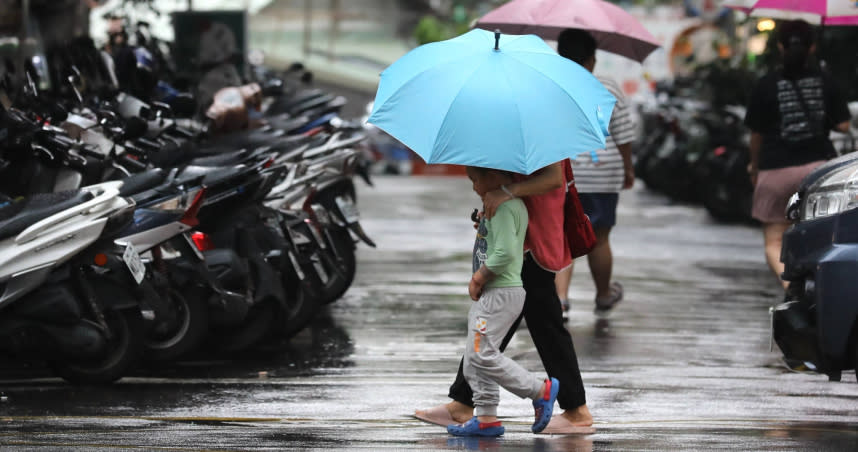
[472, 198, 528, 288]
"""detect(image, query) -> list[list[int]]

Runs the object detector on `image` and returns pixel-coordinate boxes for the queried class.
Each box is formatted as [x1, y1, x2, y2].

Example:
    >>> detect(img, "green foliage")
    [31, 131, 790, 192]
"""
[412, 1, 512, 45]
[413, 15, 448, 45]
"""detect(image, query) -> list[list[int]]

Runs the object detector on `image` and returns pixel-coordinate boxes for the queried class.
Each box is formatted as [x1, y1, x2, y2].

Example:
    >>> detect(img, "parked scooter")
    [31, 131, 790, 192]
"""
[0, 181, 145, 383]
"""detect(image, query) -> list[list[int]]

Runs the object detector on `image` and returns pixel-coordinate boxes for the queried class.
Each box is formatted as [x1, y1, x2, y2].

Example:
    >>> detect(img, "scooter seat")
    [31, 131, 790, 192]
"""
[202, 128, 285, 150]
[262, 115, 311, 134]
[264, 88, 325, 116]
[188, 149, 251, 167]
[176, 165, 247, 187]
[119, 169, 168, 197]
[0, 191, 95, 240]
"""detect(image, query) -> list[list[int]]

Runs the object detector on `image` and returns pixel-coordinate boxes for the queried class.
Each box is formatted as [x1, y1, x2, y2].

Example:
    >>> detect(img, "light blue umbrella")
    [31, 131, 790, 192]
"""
[368, 29, 616, 175]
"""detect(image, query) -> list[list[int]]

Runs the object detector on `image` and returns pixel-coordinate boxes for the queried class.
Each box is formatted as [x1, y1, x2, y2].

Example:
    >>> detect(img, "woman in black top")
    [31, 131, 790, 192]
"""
[744, 19, 851, 289]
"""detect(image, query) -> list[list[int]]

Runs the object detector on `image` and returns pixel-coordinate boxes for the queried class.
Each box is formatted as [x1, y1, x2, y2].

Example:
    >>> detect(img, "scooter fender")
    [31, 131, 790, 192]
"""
[248, 255, 287, 310]
[347, 222, 376, 248]
[315, 180, 375, 248]
[88, 254, 144, 311]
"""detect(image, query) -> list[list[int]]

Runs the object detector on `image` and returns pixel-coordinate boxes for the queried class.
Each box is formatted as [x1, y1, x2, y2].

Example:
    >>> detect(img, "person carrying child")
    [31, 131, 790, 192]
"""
[447, 165, 560, 437]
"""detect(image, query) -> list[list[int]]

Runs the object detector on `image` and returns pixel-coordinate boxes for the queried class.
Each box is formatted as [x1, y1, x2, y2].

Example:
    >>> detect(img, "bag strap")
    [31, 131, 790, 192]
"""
[787, 77, 825, 137]
[563, 158, 575, 191]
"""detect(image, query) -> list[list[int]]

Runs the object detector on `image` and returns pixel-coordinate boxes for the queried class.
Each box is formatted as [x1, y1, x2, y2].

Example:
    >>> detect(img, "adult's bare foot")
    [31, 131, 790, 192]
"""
[414, 401, 473, 426]
[560, 404, 593, 426]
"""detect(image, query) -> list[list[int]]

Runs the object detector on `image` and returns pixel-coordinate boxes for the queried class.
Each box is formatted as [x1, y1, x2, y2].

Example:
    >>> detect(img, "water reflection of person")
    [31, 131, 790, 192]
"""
[744, 19, 851, 289]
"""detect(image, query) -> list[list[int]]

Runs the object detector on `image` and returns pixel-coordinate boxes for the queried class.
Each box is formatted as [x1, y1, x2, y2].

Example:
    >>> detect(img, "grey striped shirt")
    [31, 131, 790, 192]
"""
[571, 76, 636, 193]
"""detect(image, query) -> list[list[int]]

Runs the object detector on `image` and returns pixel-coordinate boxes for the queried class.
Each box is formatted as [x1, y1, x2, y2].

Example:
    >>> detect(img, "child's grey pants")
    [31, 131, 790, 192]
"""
[464, 286, 544, 417]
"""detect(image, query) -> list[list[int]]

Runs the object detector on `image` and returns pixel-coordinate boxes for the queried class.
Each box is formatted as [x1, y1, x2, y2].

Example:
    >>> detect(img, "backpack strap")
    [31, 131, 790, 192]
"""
[787, 77, 826, 138]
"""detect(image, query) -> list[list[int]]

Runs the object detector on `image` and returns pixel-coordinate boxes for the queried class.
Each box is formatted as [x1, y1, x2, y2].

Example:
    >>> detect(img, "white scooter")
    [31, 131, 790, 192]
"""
[0, 181, 147, 383]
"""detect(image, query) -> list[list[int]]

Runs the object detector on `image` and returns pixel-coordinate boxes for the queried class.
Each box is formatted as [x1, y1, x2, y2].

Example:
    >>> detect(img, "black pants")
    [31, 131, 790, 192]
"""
[448, 253, 587, 410]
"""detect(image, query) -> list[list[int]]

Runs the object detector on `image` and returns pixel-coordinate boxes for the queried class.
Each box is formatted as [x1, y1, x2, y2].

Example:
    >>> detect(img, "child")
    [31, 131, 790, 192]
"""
[447, 166, 559, 437]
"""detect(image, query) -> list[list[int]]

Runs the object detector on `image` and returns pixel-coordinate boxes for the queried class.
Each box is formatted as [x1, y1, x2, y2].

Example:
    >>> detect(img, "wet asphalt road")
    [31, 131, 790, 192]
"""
[1, 176, 857, 451]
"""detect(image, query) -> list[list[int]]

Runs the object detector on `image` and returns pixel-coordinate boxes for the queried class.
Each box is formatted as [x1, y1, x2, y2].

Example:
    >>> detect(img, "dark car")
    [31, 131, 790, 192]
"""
[774, 151, 858, 382]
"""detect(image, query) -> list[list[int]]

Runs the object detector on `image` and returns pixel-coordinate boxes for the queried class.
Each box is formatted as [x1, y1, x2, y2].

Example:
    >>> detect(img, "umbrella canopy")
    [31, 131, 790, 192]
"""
[367, 29, 616, 175]
[724, 0, 858, 25]
[475, 0, 660, 63]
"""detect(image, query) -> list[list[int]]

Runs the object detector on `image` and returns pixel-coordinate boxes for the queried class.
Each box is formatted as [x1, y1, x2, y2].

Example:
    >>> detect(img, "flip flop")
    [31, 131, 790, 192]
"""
[595, 281, 624, 315]
[536, 415, 597, 435]
[414, 405, 457, 426]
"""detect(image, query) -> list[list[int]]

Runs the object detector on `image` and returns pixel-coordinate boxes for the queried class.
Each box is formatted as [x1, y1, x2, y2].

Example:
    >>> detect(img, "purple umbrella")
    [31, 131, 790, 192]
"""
[725, 0, 858, 25]
[475, 0, 660, 63]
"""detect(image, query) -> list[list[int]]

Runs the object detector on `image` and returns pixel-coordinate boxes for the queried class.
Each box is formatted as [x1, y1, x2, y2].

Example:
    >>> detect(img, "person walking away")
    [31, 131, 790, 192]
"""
[744, 19, 850, 289]
[445, 166, 559, 437]
[554, 29, 637, 318]
[416, 159, 594, 434]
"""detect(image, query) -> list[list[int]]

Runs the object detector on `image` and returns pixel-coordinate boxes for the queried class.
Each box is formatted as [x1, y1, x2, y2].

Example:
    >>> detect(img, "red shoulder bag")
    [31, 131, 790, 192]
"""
[563, 160, 597, 258]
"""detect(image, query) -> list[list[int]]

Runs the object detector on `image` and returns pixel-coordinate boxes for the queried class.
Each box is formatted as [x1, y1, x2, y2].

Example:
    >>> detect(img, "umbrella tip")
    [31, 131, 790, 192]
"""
[494, 29, 500, 51]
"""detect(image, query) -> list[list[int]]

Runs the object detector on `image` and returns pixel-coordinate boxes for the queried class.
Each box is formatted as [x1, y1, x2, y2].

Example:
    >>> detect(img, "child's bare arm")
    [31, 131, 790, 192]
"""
[469, 266, 495, 301]
[482, 162, 564, 219]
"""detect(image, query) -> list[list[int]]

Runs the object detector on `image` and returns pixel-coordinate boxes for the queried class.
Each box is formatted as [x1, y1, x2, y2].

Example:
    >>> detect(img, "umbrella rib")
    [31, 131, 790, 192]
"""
[375, 52, 485, 111]
[428, 54, 492, 165]
[497, 57, 528, 173]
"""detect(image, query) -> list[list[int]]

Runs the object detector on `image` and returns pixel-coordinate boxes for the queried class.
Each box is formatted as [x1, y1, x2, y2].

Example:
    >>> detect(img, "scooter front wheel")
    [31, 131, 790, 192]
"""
[144, 287, 209, 361]
[51, 308, 145, 384]
[211, 298, 277, 353]
[317, 227, 357, 305]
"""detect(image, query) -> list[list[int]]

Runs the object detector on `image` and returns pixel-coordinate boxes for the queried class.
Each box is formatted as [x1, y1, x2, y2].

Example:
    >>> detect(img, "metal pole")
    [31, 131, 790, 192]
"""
[15, 0, 31, 90]
[329, 0, 341, 61]
[303, 0, 312, 58]
[188, 0, 193, 11]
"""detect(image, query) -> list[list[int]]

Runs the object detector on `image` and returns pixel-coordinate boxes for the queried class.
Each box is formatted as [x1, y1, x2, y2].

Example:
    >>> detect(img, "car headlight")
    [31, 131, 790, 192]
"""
[802, 165, 858, 221]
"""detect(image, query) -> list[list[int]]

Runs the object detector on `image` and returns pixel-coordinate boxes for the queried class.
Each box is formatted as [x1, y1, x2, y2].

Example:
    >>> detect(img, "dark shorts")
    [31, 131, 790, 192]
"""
[578, 193, 619, 229]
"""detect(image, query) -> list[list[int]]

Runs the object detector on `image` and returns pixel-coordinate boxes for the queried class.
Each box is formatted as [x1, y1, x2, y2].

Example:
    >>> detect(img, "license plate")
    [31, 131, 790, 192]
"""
[335, 196, 360, 223]
[122, 243, 146, 285]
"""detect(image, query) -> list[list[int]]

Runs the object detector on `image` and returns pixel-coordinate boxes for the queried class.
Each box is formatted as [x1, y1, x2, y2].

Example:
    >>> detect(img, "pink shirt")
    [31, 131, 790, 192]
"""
[515, 160, 572, 272]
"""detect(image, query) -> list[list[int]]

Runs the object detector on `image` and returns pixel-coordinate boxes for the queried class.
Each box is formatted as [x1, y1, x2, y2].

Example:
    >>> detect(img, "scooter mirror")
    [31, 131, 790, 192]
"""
[262, 78, 284, 97]
[123, 116, 149, 141]
[151, 101, 174, 118]
[98, 109, 119, 125]
[170, 93, 197, 118]
[47, 103, 68, 123]
[138, 104, 153, 121]
[301, 71, 313, 85]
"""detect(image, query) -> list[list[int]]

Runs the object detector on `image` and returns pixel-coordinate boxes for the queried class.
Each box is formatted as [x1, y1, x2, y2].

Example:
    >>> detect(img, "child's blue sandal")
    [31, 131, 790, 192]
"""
[532, 377, 560, 433]
[447, 416, 505, 437]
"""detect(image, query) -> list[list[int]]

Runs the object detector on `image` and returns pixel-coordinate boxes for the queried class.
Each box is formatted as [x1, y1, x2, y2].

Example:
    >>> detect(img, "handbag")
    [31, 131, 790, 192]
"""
[563, 160, 597, 258]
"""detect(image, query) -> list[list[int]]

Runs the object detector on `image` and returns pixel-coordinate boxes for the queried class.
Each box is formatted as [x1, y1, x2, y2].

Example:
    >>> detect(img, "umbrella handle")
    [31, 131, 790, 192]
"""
[494, 30, 501, 51]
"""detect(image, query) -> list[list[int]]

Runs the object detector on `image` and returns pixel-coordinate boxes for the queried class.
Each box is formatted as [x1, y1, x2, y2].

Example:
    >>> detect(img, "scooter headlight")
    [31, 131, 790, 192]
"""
[802, 165, 858, 221]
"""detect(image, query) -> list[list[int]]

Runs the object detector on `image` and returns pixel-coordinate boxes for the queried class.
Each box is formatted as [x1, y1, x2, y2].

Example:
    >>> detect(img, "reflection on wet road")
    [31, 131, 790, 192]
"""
[1, 176, 856, 451]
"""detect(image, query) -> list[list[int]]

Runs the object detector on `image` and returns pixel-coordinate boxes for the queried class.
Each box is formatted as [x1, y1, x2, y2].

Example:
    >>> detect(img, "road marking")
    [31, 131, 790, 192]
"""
[1, 415, 857, 434]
